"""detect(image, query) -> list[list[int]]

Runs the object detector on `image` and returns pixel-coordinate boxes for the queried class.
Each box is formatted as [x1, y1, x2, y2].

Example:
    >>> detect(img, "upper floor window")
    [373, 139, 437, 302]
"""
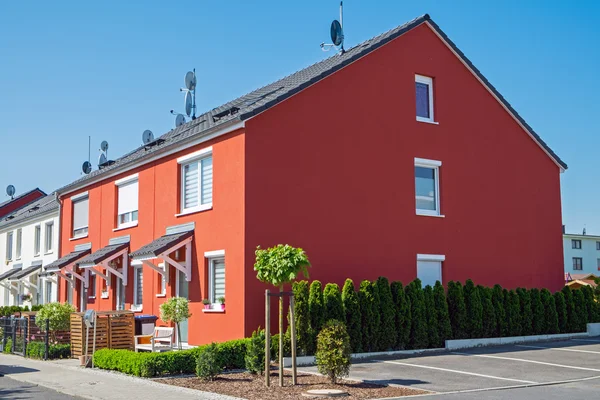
[72, 193, 89, 238]
[45, 222, 54, 253]
[573, 257, 583, 270]
[115, 174, 139, 229]
[15, 229, 22, 259]
[6, 231, 13, 261]
[415, 74, 435, 123]
[415, 158, 442, 217]
[596, 241, 600, 250]
[572, 239, 582, 249]
[178, 147, 213, 214]
[34, 225, 41, 256]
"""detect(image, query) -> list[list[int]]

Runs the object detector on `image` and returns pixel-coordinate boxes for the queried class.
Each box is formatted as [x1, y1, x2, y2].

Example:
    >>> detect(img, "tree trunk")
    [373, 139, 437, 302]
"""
[279, 284, 284, 387]
[177, 322, 182, 350]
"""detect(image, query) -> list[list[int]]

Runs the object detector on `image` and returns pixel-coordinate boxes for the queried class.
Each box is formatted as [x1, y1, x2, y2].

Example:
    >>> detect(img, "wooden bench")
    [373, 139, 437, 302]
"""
[134, 327, 174, 352]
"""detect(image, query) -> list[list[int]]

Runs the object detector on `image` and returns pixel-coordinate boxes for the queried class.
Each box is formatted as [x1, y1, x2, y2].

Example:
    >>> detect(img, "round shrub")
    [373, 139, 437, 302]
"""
[315, 320, 351, 384]
[196, 343, 223, 381]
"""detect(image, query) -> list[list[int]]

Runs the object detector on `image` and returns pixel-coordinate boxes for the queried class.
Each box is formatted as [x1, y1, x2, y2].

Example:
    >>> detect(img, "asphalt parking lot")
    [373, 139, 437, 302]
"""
[301, 337, 600, 398]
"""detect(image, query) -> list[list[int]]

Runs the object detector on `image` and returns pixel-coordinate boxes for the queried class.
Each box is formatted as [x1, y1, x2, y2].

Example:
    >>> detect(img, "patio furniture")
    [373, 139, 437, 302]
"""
[134, 326, 174, 352]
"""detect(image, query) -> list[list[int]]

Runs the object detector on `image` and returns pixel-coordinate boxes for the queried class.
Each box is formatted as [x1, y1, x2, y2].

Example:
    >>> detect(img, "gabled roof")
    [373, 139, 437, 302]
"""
[78, 243, 129, 267]
[0, 188, 46, 219]
[130, 231, 193, 260]
[56, 14, 565, 196]
[0, 267, 21, 282]
[0, 193, 58, 230]
[9, 261, 43, 281]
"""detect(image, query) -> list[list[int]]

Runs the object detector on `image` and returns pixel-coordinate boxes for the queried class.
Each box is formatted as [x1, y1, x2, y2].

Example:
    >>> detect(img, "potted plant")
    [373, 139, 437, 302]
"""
[202, 298, 211, 310]
[20, 293, 32, 302]
[218, 297, 225, 311]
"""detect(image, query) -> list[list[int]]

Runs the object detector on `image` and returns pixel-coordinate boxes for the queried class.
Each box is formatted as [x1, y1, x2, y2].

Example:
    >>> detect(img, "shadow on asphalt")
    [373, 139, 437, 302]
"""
[0, 365, 40, 375]
[0, 382, 37, 400]
[363, 378, 430, 387]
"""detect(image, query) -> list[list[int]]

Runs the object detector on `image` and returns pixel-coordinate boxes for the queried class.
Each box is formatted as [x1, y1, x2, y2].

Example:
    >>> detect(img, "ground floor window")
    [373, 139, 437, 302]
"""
[208, 257, 225, 305]
[133, 266, 143, 310]
[417, 254, 445, 288]
[45, 280, 53, 303]
[573, 257, 583, 271]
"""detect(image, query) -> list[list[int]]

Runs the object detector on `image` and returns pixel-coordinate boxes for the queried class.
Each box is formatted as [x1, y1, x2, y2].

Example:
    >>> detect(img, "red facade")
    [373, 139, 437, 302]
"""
[58, 21, 565, 345]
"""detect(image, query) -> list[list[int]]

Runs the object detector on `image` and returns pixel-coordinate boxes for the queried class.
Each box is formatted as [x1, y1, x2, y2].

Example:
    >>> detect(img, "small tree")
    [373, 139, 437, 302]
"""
[506, 290, 522, 337]
[323, 283, 344, 323]
[554, 291, 568, 333]
[581, 286, 598, 323]
[341, 279, 362, 353]
[35, 302, 76, 343]
[491, 285, 507, 337]
[424, 285, 440, 348]
[530, 288, 545, 335]
[447, 281, 467, 340]
[375, 277, 397, 351]
[196, 343, 223, 380]
[308, 280, 325, 352]
[254, 244, 310, 385]
[391, 281, 411, 350]
[292, 281, 310, 355]
[315, 320, 351, 384]
[516, 288, 533, 336]
[464, 280, 483, 338]
[541, 289, 559, 334]
[159, 297, 191, 350]
[406, 279, 428, 349]
[358, 280, 378, 352]
[434, 282, 452, 344]
[573, 289, 588, 332]
[479, 286, 497, 338]
[562, 286, 577, 333]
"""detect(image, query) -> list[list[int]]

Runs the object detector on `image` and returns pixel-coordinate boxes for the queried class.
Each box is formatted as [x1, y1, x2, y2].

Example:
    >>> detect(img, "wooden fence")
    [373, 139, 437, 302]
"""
[70, 311, 134, 357]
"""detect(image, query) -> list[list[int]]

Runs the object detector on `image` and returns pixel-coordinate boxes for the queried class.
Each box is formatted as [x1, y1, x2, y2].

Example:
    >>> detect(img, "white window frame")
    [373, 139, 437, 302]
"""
[205, 250, 225, 306]
[132, 266, 143, 311]
[597, 241, 600, 251]
[34, 225, 41, 256]
[415, 158, 442, 217]
[88, 272, 96, 298]
[15, 228, 22, 259]
[415, 74, 435, 123]
[417, 254, 445, 287]
[157, 262, 167, 297]
[115, 174, 139, 230]
[6, 231, 13, 261]
[44, 221, 54, 254]
[45, 280, 53, 304]
[71, 192, 89, 238]
[177, 147, 213, 215]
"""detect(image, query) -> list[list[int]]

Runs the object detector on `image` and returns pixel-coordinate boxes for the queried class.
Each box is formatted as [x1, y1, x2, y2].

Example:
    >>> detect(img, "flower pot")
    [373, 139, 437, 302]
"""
[220, 304, 225, 311]
[204, 304, 211, 310]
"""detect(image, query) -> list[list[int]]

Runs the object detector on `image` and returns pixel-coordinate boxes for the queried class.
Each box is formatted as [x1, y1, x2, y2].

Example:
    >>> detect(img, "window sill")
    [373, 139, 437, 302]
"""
[70, 235, 88, 241]
[416, 211, 445, 218]
[176, 204, 213, 217]
[202, 308, 225, 313]
[113, 223, 138, 232]
[101, 293, 109, 299]
[416, 117, 439, 125]
[131, 306, 143, 312]
[156, 293, 166, 298]
[44, 251, 53, 255]
[88, 296, 96, 299]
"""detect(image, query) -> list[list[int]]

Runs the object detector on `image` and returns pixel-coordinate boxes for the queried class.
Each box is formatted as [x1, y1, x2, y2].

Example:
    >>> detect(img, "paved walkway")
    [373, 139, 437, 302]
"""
[0, 354, 241, 400]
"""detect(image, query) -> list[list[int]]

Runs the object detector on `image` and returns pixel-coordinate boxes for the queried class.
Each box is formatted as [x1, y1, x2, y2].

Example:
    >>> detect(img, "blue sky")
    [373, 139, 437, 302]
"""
[0, 1, 598, 232]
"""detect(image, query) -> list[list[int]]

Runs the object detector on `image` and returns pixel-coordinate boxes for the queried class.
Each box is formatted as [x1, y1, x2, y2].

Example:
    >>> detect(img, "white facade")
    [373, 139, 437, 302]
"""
[0, 198, 59, 307]
[563, 233, 600, 276]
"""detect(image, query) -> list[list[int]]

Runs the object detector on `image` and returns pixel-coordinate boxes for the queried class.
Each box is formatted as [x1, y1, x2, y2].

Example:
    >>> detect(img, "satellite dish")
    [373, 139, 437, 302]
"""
[98, 152, 107, 166]
[175, 114, 185, 127]
[142, 130, 154, 144]
[330, 20, 344, 47]
[185, 71, 196, 91]
[6, 185, 15, 197]
[185, 91, 193, 117]
[100, 140, 109, 152]
[82, 161, 92, 175]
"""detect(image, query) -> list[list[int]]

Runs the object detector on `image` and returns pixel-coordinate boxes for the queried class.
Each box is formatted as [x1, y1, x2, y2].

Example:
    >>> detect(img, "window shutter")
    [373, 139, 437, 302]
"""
[73, 197, 89, 230]
[183, 162, 199, 209]
[213, 258, 225, 301]
[117, 180, 139, 215]
[201, 157, 213, 205]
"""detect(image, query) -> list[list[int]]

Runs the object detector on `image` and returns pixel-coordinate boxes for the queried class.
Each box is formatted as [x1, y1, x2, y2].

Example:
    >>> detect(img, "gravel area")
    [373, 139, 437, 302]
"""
[156, 371, 427, 399]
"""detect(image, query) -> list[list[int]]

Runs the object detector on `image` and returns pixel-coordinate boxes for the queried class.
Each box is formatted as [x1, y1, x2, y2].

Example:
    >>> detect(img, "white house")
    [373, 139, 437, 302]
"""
[0, 194, 60, 307]
[563, 227, 600, 277]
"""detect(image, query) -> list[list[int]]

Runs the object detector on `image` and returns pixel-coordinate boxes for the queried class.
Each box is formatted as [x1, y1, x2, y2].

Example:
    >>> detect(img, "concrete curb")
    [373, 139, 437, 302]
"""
[284, 348, 445, 367]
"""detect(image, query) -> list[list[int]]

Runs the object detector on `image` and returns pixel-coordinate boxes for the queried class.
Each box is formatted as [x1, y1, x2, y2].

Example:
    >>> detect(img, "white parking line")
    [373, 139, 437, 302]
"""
[516, 344, 600, 354]
[452, 352, 600, 372]
[377, 360, 537, 384]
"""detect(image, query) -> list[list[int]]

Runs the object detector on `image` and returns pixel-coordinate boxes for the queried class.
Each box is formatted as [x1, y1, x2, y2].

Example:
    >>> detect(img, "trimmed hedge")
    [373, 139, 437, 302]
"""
[341, 279, 362, 353]
[323, 283, 344, 323]
[358, 280, 378, 352]
[375, 277, 396, 351]
[391, 281, 411, 350]
[26, 342, 71, 359]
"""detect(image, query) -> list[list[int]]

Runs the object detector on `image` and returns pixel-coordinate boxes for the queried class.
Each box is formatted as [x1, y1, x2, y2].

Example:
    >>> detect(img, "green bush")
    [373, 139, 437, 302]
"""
[341, 279, 362, 353]
[554, 291, 568, 333]
[26, 342, 71, 359]
[4, 338, 12, 353]
[375, 277, 396, 351]
[573, 289, 588, 332]
[434, 282, 452, 345]
[562, 286, 577, 333]
[506, 290, 522, 337]
[479, 286, 497, 338]
[245, 328, 265, 375]
[358, 280, 379, 352]
[270, 332, 291, 358]
[31, 305, 43, 312]
[391, 281, 411, 350]
[35, 302, 76, 342]
[216, 338, 249, 369]
[406, 279, 428, 349]
[308, 280, 325, 351]
[530, 288, 545, 335]
[517, 288, 533, 336]
[424, 285, 441, 348]
[541, 289, 559, 334]
[323, 283, 344, 323]
[315, 320, 351, 384]
[292, 281, 311, 355]
[447, 281, 467, 339]
[492, 285, 507, 337]
[464, 280, 483, 338]
[196, 343, 223, 381]
[581, 286, 598, 323]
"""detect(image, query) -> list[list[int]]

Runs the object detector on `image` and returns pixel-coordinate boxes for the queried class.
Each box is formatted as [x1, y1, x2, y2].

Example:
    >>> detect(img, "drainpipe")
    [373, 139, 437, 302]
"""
[56, 192, 63, 303]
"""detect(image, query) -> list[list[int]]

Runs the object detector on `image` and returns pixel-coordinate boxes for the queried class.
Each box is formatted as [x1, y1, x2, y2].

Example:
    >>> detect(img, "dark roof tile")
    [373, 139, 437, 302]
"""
[129, 231, 193, 260]
[78, 243, 129, 267]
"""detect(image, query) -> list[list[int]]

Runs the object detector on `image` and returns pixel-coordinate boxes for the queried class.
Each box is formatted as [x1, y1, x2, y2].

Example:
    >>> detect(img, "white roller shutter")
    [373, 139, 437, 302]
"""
[73, 197, 89, 231]
[118, 180, 138, 215]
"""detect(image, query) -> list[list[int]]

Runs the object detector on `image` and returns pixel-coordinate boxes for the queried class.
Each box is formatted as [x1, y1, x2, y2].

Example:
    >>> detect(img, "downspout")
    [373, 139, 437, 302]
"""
[56, 192, 63, 303]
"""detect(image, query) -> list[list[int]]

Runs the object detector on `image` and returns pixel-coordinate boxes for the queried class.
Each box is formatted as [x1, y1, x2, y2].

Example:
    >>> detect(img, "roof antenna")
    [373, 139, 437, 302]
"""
[320, 1, 345, 54]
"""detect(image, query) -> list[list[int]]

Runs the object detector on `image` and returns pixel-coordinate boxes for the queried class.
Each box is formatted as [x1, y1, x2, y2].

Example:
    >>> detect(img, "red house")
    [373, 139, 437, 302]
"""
[53, 15, 566, 346]
[0, 188, 46, 219]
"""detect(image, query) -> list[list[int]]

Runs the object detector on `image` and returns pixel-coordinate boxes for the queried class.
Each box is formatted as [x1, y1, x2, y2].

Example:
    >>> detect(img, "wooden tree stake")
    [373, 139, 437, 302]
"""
[265, 289, 270, 387]
[290, 294, 297, 385]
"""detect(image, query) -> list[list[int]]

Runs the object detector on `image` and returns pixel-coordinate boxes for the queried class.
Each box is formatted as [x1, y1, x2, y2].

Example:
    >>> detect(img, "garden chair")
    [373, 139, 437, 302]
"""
[134, 326, 174, 352]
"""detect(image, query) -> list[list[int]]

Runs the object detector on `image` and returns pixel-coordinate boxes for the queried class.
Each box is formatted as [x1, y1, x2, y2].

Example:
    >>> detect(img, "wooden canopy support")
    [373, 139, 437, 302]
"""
[159, 236, 193, 282]
[64, 265, 88, 288]
[141, 260, 170, 285]
[98, 248, 129, 286]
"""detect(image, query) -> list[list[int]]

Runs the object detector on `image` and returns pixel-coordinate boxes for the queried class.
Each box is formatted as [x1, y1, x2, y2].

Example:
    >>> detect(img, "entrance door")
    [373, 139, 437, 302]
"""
[115, 277, 125, 311]
[67, 282, 73, 306]
[80, 279, 87, 312]
[176, 270, 189, 344]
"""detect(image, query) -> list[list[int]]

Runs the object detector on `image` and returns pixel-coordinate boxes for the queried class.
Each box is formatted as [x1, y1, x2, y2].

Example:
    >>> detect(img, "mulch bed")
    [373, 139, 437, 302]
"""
[156, 370, 427, 399]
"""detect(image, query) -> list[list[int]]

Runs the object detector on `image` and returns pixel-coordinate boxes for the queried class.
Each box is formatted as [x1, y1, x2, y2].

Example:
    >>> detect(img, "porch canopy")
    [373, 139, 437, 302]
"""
[78, 242, 129, 286]
[7, 261, 43, 294]
[44, 248, 91, 289]
[0, 266, 22, 290]
[129, 230, 193, 283]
